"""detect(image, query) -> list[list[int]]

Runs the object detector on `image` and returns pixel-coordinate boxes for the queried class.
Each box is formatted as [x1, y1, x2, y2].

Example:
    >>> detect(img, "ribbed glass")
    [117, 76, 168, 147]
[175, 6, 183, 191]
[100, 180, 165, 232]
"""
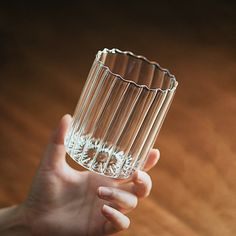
[64, 48, 178, 179]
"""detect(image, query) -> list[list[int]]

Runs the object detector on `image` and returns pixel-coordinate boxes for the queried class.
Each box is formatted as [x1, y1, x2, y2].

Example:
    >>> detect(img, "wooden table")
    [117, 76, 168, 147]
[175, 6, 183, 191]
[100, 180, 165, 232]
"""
[0, 2, 235, 235]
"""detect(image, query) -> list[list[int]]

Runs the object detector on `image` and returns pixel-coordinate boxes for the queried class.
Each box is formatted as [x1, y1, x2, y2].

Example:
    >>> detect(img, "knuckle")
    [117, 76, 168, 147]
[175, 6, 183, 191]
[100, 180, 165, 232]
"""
[145, 183, 152, 198]
[146, 175, 152, 190]
[110, 189, 123, 201]
[146, 173, 152, 185]
[109, 188, 117, 200]
[138, 171, 151, 184]
[141, 174, 152, 198]
[144, 189, 151, 198]
[130, 196, 138, 209]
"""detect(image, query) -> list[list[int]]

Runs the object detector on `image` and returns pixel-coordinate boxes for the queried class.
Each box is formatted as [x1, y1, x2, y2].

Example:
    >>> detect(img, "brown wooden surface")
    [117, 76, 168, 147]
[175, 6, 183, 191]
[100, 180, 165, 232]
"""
[0, 2, 236, 236]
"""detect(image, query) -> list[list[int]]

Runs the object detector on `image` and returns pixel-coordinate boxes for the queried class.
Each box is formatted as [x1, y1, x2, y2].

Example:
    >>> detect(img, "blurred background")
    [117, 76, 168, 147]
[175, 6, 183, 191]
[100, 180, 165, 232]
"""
[0, 1, 236, 235]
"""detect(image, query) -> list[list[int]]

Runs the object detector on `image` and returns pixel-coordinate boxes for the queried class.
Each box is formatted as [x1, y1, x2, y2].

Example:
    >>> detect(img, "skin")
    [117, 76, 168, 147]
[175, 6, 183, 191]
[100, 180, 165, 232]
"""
[0, 114, 160, 236]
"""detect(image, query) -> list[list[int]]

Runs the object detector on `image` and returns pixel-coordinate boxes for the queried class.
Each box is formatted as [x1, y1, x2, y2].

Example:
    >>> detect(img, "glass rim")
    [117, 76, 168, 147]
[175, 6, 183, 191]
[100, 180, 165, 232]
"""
[96, 48, 178, 93]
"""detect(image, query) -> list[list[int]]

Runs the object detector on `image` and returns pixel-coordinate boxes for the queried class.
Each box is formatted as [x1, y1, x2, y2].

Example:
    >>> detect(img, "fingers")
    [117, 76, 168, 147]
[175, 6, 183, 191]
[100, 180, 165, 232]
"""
[97, 187, 138, 213]
[121, 170, 152, 198]
[41, 114, 72, 169]
[98, 151, 157, 234]
[114, 148, 160, 185]
[132, 171, 152, 198]
[143, 148, 160, 171]
[102, 205, 130, 235]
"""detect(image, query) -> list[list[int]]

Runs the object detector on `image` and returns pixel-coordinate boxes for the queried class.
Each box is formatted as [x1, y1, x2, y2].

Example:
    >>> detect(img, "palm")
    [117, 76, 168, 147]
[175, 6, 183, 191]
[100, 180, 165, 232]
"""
[26, 163, 120, 235]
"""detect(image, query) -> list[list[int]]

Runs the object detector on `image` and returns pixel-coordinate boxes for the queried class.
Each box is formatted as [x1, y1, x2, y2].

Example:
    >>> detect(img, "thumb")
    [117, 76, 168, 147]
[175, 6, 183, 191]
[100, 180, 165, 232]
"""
[41, 114, 72, 170]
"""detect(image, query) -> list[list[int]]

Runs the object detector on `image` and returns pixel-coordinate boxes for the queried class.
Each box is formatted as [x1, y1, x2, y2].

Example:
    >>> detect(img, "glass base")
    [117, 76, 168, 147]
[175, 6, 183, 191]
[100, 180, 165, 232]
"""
[64, 130, 134, 179]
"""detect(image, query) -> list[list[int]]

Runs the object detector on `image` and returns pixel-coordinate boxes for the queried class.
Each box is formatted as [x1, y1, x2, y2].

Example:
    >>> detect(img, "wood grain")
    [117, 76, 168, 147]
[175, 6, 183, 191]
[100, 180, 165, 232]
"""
[0, 2, 235, 235]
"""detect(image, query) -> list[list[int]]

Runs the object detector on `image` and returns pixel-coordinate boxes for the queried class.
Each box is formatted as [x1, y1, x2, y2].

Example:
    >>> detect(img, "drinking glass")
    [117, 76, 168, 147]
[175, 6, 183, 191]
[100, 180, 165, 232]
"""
[64, 48, 178, 179]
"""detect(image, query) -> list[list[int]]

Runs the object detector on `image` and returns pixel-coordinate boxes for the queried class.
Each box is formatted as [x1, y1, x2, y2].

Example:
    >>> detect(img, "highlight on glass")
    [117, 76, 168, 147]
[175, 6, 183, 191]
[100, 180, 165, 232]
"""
[65, 48, 178, 179]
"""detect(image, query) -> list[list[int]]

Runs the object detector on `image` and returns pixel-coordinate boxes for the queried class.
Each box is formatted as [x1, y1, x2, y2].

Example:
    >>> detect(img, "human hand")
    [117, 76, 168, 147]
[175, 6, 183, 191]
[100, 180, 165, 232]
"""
[21, 114, 160, 235]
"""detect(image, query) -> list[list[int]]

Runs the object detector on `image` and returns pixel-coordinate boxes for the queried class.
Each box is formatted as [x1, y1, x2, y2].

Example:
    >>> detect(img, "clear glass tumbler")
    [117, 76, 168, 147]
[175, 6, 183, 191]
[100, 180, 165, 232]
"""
[64, 48, 178, 179]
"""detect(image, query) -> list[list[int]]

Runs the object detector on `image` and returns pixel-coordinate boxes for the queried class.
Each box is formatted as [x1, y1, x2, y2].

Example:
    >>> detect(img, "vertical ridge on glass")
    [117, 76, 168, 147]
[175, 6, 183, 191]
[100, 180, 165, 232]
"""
[135, 89, 176, 171]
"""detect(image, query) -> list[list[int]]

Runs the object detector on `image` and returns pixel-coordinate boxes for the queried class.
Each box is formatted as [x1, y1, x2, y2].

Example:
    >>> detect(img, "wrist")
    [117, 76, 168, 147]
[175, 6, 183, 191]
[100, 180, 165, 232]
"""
[0, 204, 31, 236]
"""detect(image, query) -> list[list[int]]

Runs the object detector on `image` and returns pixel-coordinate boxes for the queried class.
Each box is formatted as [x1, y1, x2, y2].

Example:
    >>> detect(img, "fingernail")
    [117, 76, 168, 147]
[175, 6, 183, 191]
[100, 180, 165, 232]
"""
[102, 204, 113, 216]
[156, 149, 160, 162]
[98, 187, 112, 197]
